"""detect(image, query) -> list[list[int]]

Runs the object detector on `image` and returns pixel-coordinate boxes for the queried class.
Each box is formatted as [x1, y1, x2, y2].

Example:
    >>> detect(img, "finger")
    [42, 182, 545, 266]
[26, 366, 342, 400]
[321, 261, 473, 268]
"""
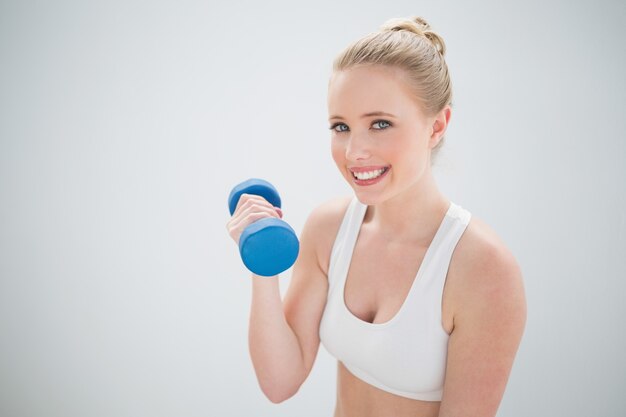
[234, 193, 261, 215]
[229, 204, 281, 231]
[234, 193, 274, 216]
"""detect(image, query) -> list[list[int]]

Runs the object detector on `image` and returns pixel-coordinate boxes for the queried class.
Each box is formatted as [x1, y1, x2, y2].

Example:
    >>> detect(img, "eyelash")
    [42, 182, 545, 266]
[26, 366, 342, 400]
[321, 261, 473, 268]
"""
[328, 119, 392, 133]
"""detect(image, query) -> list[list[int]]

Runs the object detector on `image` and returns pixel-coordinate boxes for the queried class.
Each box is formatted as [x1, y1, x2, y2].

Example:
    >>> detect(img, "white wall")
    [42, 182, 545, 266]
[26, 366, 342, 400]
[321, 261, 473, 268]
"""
[1, 0, 624, 416]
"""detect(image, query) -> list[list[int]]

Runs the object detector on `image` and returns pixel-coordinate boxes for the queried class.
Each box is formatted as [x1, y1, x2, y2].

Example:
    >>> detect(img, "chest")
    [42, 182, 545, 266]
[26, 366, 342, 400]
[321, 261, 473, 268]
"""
[343, 229, 456, 332]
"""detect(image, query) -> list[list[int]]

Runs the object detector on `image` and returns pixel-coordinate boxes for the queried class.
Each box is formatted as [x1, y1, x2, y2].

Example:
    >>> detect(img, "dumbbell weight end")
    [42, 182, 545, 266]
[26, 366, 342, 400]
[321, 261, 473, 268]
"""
[239, 217, 300, 277]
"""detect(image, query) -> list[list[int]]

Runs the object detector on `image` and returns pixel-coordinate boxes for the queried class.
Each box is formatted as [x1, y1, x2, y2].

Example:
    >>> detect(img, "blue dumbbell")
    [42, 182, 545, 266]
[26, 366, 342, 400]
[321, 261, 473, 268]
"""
[228, 178, 300, 277]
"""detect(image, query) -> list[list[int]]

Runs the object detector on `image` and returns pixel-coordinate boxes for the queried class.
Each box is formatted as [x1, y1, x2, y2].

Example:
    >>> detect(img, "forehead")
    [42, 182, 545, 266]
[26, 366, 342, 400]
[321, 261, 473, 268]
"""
[327, 65, 421, 117]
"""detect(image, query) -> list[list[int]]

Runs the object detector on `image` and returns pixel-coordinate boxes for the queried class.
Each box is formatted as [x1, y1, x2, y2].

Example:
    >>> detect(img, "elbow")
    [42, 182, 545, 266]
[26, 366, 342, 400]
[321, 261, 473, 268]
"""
[254, 361, 308, 403]
[261, 383, 301, 404]
[266, 393, 290, 404]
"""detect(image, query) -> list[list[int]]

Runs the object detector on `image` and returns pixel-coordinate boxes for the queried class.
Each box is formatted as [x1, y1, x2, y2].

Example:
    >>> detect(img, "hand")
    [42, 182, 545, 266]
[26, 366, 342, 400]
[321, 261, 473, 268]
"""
[226, 193, 283, 245]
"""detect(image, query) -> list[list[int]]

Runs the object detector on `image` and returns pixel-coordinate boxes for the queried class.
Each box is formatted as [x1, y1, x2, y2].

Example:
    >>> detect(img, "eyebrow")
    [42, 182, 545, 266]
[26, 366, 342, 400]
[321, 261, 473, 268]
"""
[328, 111, 397, 121]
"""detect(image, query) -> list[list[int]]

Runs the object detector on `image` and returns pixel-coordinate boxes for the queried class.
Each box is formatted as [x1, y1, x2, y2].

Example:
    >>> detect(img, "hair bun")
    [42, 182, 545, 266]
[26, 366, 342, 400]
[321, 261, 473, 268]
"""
[380, 15, 446, 57]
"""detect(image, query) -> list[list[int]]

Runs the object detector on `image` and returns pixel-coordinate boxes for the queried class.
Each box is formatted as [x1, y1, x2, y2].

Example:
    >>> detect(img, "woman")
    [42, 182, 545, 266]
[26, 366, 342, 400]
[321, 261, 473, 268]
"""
[227, 15, 527, 417]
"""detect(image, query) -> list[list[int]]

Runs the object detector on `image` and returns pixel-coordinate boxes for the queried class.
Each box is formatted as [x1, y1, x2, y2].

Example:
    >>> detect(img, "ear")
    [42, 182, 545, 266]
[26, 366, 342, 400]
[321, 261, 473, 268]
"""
[429, 106, 451, 148]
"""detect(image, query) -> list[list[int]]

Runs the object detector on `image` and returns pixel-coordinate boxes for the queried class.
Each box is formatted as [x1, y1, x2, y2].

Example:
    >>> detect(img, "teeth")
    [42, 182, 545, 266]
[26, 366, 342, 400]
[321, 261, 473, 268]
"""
[352, 168, 386, 180]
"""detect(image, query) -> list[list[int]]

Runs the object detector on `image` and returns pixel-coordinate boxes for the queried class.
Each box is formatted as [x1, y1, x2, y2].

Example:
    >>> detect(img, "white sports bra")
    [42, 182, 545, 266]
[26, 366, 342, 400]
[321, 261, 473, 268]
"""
[319, 195, 472, 401]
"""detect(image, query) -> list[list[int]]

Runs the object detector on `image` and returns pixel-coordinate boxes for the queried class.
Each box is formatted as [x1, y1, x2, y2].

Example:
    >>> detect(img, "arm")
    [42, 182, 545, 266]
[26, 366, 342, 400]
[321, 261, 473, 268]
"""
[248, 198, 345, 403]
[438, 243, 527, 417]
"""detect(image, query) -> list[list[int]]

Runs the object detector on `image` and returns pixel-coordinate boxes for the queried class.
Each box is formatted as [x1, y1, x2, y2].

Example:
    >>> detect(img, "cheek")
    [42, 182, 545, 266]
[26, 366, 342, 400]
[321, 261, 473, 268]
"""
[385, 139, 421, 175]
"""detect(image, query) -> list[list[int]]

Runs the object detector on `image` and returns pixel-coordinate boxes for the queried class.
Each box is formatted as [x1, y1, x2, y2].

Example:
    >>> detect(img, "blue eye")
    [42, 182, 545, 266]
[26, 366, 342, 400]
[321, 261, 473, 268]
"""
[329, 123, 349, 132]
[373, 120, 391, 129]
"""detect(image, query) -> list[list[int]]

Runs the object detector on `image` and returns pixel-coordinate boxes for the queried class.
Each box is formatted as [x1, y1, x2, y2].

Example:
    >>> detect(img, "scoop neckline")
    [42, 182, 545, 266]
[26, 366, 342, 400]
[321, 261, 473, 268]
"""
[341, 199, 455, 328]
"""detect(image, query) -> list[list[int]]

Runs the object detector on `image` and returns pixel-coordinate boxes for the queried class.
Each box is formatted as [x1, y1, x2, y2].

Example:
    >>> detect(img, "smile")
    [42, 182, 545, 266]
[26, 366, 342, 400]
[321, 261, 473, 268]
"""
[349, 166, 390, 185]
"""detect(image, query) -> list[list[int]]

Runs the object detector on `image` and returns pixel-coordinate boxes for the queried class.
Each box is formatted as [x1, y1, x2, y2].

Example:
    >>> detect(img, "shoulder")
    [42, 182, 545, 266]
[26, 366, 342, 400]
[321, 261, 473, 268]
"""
[449, 213, 527, 330]
[455, 214, 523, 282]
[439, 213, 527, 414]
[300, 195, 353, 276]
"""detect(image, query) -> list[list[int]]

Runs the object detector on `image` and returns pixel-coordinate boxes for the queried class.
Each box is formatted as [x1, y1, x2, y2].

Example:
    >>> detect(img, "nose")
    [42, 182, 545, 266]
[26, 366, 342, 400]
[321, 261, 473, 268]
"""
[345, 134, 371, 162]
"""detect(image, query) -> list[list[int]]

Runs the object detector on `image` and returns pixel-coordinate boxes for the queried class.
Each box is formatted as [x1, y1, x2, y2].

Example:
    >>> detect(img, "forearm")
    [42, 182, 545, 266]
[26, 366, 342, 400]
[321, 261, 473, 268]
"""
[248, 274, 306, 402]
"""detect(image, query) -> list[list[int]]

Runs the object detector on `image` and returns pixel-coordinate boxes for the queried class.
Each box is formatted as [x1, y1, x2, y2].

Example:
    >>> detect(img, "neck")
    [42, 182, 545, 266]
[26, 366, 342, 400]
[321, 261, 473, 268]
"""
[362, 168, 449, 245]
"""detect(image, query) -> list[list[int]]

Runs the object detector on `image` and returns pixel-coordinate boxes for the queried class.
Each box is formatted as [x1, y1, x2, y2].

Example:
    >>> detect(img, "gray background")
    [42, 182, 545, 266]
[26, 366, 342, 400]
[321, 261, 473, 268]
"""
[1, 0, 624, 416]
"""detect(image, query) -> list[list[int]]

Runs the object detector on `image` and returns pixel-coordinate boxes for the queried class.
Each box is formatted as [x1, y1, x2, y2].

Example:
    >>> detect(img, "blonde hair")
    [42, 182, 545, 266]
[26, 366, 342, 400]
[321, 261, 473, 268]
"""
[331, 16, 453, 163]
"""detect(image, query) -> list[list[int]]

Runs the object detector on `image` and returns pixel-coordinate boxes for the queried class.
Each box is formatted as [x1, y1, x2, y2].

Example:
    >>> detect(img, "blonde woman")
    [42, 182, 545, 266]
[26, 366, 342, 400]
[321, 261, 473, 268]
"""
[227, 15, 527, 417]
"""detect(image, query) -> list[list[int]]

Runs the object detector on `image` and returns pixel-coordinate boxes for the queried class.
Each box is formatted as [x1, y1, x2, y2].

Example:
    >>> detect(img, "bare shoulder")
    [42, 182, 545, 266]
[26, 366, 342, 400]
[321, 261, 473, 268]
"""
[454, 214, 523, 278]
[302, 195, 353, 276]
[449, 213, 527, 327]
[439, 213, 527, 415]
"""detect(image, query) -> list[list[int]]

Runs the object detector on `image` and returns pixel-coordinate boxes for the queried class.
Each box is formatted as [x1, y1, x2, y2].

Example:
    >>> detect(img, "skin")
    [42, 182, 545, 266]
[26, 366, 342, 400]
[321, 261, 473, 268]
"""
[226, 64, 527, 417]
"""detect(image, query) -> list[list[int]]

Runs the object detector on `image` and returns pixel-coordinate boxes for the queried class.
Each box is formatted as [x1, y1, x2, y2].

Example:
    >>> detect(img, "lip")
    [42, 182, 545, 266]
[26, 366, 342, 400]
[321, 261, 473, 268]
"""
[348, 165, 390, 173]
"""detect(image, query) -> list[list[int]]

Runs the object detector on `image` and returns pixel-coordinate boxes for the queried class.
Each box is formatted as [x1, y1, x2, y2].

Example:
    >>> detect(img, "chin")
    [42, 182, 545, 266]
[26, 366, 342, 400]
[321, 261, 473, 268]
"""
[344, 173, 390, 206]
[350, 186, 388, 206]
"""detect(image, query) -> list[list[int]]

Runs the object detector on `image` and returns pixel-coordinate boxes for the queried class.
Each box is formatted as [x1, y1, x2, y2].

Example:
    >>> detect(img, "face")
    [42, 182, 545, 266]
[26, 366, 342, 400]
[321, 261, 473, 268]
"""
[327, 64, 447, 206]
